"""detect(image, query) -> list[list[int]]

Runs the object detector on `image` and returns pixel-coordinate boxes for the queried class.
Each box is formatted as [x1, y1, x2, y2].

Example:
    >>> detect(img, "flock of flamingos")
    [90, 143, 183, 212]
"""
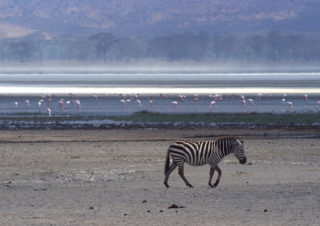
[9, 92, 320, 117]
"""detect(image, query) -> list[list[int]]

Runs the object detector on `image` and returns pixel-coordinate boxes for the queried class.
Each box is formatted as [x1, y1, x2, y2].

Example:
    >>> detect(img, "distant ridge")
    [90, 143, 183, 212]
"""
[0, 0, 319, 38]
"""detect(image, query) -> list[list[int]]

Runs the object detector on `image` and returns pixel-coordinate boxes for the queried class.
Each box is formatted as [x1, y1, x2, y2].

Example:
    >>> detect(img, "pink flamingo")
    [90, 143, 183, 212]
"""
[178, 95, 185, 102]
[38, 100, 44, 111]
[25, 100, 30, 110]
[58, 99, 64, 112]
[46, 107, 52, 117]
[149, 100, 154, 110]
[209, 101, 216, 112]
[74, 100, 81, 111]
[241, 99, 246, 109]
[136, 99, 142, 109]
[287, 101, 294, 108]
[120, 99, 126, 111]
[14, 101, 18, 110]
[247, 98, 254, 106]
[171, 101, 178, 112]
[192, 94, 198, 101]
[192, 94, 198, 111]
[65, 100, 71, 109]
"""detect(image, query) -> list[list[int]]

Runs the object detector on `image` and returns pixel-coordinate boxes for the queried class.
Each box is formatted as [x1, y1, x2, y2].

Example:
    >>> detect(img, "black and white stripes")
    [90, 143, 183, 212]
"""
[164, 136, 247, 188]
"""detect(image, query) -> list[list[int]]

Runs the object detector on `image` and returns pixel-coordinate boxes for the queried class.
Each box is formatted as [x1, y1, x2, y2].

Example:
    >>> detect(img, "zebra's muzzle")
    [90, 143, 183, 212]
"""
[239, 157, 247, 164]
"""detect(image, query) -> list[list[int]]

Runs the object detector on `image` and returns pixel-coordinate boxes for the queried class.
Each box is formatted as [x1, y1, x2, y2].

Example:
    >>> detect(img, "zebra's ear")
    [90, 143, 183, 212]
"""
[238, 138, 244, 145]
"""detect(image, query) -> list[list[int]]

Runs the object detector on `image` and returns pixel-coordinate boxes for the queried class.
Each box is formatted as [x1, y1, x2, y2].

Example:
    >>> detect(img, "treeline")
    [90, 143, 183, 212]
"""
[0, 31, 320, 63]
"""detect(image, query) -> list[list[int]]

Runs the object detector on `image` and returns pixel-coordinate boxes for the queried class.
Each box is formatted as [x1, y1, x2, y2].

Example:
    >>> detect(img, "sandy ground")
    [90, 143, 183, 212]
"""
[0, 128, 319, 226]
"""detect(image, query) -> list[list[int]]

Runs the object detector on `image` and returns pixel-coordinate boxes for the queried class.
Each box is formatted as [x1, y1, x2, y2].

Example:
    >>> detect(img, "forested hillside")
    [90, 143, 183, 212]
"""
[0, 31, 319, 63]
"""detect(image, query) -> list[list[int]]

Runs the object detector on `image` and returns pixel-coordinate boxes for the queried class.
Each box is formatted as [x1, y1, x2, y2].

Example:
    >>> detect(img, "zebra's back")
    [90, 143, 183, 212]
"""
[169, 140, 214, 166]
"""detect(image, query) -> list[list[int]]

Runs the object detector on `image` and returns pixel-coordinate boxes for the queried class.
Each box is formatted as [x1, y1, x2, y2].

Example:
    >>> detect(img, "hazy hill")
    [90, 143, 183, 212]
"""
[0, 0, 319, 38]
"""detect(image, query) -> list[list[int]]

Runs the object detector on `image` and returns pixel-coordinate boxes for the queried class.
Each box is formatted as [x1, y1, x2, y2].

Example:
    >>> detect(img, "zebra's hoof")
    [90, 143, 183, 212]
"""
[209, 184, 214, 188]
[187, 184, 193, 188]
[213, 183, 219, 187]
[164, 183, 169, 188]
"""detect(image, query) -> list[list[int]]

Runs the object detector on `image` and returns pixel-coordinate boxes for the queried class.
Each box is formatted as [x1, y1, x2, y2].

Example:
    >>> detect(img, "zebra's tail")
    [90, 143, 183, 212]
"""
[164, 148, 171, 175]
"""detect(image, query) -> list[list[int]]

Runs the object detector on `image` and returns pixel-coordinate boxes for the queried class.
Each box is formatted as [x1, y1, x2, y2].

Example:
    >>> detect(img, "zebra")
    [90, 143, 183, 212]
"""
[164, 136, 247, 188]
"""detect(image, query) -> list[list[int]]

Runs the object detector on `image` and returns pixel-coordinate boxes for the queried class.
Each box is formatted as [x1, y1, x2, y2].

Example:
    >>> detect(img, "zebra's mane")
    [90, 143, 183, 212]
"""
[215, 136, 237, 142]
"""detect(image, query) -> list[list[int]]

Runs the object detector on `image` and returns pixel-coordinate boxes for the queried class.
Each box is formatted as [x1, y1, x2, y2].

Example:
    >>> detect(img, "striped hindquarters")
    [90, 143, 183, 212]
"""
[168, 140, 214, 166]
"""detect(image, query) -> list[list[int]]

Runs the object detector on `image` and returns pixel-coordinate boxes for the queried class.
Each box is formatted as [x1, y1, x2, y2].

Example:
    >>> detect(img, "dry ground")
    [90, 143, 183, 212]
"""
[0, 129, 319, 225]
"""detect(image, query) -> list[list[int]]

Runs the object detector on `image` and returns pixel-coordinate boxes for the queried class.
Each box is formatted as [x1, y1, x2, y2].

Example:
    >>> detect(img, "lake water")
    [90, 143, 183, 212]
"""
[0, 71, 320, 115]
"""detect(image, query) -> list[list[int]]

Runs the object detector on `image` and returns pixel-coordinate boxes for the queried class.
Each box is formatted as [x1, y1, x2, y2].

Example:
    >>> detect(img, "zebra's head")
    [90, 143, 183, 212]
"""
[233, 139, 247, 164]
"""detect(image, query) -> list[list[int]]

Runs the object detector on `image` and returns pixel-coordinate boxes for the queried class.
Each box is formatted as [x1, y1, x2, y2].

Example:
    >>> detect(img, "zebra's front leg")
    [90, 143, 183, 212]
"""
[164, 162, 177, 188]
[178, 164, 193, 188]
[213, 166, 222, 187]
[208, 166, 215, 188]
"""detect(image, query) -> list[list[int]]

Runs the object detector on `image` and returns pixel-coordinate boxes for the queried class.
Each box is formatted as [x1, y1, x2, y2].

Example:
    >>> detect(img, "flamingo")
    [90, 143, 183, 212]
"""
[171, 101, 178, 112]
[304, 94, 308, 101]
[149, 100, 154, 110]
[38, 100, 44, 110]
[74, 99, 81, 111]
[120, 99, 126, 111]
[287, 101, 294, 108]
[192, 94, 198, 111]
[58, 99, 64, 112]
[65, 100, 71, 109]
[25, 100, 30, 108]
[241, 99, 246, 109]
[136, 99, 142, 108]
[178, 95, 185, 102]
[46, 107, 52, 117]
[14, 101, 18, 110]
[317, 101, 320, 108]
[209, 101, 216, 112]
[247, 98, 254, 106]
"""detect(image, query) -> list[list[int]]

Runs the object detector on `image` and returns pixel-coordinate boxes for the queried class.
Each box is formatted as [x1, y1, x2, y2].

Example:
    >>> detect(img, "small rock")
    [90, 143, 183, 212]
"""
[160, 210, 163, 213]
[264, 209, 268, 212]
[168, 204, 179, 209]
[142, 200, 147, 203]
[147, 210, 150, 213]
[89, 207, 94, 210]
[168, 204, 185, 209]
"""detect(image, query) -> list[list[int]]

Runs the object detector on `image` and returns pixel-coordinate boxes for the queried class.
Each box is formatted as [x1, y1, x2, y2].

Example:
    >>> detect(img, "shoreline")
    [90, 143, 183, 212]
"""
[1, 112, 320, 130]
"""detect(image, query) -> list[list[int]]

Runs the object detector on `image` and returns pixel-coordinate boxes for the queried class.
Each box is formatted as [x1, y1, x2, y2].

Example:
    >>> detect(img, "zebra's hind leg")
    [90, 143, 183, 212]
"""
[208, 166, 215, 188]
[178, 164, 193, 188]
[213, 166, 222, 187]
[164, 161, 177, 188]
